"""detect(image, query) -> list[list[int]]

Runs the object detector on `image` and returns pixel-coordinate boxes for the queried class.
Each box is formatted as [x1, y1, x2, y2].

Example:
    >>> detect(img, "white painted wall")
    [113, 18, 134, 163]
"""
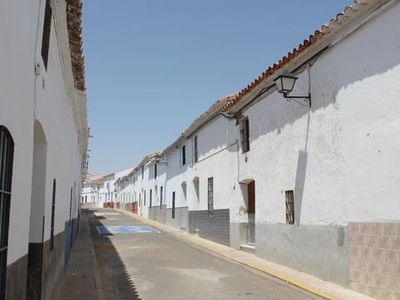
[236, 0, 400, 226]
[0, 0, 87, 265]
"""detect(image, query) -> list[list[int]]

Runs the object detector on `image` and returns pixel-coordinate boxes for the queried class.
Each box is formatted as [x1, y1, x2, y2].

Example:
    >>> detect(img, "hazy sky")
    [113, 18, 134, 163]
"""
[82, 0, 352, 175]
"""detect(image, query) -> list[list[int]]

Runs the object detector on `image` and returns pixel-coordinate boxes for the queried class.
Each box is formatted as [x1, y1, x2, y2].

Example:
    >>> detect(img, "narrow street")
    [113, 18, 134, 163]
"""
[88, 208, 322, 300]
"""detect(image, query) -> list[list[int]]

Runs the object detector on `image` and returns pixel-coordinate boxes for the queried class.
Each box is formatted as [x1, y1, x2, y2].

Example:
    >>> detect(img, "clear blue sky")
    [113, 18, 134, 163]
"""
[82, 0, 352, 175]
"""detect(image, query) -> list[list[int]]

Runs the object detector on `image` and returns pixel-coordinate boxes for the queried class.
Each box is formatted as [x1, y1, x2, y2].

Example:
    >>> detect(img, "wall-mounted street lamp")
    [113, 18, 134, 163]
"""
[274, 70, 311, 108]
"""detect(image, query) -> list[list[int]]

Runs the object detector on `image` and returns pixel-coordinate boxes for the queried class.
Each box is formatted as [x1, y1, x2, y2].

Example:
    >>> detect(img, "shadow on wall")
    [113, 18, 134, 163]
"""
[294, 150, 308, 225]
[87, 211, 141, 300]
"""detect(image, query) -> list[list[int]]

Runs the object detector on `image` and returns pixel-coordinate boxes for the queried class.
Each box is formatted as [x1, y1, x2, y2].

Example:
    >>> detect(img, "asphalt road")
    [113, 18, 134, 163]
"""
[89, 208, 322, 300]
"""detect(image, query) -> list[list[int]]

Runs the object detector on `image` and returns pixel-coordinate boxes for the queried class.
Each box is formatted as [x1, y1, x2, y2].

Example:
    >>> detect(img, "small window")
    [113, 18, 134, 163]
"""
[240, 118, 250, 153]
[154, 163, 157, 179]
[285, 190, 294, 225]
[172, 192, 175, 219]
[41, 0, 52, 70]
[181, 145, 186, 166]
[50, 179, 56, 251]
[141, 165, 144, 179]
[144, 190, 146, 206]
[160, 186, 163, 209]
[194, 136, 198, 163]
[208, 177, 214, 216]
[149, 189, 152, 208]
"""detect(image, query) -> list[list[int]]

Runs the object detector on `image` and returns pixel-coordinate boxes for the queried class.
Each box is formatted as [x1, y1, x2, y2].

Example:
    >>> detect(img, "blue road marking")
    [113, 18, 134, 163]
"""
[96, 225, 160, 235]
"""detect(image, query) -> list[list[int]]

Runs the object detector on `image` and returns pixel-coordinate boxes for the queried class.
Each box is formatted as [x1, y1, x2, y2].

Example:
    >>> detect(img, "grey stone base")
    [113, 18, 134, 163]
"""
[230, 222, 249, 249]
[6, 254, 28, 300]
[42, 231, 65, 300]
[166, 207, 188, 231]
[25, 231, 66, 300]
[149, 205, 167, 223]
[188, 209, 230, 246]
[255, 223, 349, 286]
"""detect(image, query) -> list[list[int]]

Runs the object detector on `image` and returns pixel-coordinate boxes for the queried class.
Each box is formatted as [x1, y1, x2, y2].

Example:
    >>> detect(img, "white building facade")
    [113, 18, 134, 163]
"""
[111, 0, 400, 298]
[0, 0, 88, 299]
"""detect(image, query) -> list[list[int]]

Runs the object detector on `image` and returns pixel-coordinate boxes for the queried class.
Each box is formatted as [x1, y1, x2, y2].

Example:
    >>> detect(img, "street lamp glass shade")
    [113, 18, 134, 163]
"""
[274, 71, 298, 95]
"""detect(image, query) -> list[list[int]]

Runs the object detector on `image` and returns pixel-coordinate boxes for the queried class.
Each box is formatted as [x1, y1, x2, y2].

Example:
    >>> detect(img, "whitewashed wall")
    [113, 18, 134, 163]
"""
[0, 0, 86, 267]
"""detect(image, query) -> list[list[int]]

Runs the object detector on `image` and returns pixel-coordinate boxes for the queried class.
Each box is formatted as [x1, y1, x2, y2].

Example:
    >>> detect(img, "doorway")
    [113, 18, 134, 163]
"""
[26, 121, 47, 299]
[247, 181, 255, 244]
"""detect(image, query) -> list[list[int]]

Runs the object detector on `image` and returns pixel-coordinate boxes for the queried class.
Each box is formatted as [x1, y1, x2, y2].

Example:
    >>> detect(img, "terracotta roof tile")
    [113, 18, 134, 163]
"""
[221, 2, 361, 112]
[66, 0, 86, 91]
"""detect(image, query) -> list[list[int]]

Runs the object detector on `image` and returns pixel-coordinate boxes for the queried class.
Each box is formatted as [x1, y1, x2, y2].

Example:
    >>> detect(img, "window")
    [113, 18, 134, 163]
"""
[285, 190, 294, 225]
[0, 126, 14, 298]
[181, 145, 186, 166]
[41, 0, 52, 70]
[240, 117, 250, 153]
[50, 179, 56, 251]
[172, 192, 175, 219]
[141, 165, 144, 179]
[207, 177, 213, 216]
[154, 163, 157, 179]
[194, 136, 198, 163]
[160, 186, 163, 209]
[144, 190, 146, 206]
[149, 189, 152, 208]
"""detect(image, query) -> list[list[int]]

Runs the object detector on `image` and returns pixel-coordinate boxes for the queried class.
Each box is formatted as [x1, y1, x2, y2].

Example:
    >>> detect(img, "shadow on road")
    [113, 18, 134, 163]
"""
[86, 209, 141, 300]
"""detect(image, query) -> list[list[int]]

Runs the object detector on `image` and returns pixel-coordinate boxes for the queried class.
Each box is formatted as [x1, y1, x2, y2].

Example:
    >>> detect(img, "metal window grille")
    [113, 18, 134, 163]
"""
[208, 177, 214, 216]
[194, 136, 198, 163]
[0, 126, 14, 299]
[285, 190, 295, 225]
[240, 118, 250, 153]
[41, 0, 52, 70]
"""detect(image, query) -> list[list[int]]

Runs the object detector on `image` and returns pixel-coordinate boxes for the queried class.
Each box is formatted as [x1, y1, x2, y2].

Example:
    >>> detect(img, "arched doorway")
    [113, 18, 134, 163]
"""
[26, 121, 47, 299]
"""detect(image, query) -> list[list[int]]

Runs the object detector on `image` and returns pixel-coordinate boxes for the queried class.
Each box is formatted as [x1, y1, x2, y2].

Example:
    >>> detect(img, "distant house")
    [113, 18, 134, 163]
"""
[82, 174, 104, 206]
[0, 0, 88, 299]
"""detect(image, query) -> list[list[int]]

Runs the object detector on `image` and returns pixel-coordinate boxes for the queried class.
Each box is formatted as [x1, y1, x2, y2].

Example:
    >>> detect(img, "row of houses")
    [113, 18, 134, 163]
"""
[85, 1, 400, 299]
[1, 0, 88, 299]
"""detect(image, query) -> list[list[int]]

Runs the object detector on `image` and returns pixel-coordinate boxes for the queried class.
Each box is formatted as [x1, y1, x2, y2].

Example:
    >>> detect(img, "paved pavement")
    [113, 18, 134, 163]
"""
[53, 209, 104, 300]
[54, 207, 376, 300]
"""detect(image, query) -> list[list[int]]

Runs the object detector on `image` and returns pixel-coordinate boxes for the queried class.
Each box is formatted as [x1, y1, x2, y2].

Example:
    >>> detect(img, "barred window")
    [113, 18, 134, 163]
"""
[41, 0, 52, 69]
[285, 190, 294, 225]
[0, 126, 14, 297]
[194, 136, 198, 163]
[240, 118, 250, 153]
[208, 177, 213, 216]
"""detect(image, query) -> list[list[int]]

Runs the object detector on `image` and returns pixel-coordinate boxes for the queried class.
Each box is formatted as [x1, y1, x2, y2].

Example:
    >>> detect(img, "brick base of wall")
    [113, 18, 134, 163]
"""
[349, 222, 400, 299]
[188, 209, 230, 246]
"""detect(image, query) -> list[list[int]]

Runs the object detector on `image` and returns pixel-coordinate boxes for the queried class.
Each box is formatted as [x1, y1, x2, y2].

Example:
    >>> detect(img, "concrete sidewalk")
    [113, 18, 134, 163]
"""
[53, 209, 105, 300]
[116, 209, 375, 300]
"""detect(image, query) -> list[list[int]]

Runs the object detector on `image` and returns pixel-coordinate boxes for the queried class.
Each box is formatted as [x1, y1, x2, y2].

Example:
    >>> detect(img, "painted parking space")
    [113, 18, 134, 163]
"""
[96, 225, 161, 235]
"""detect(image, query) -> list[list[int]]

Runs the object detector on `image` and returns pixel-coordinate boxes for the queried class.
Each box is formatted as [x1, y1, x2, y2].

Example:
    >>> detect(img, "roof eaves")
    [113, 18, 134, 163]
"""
[221, 1, 372, 113]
